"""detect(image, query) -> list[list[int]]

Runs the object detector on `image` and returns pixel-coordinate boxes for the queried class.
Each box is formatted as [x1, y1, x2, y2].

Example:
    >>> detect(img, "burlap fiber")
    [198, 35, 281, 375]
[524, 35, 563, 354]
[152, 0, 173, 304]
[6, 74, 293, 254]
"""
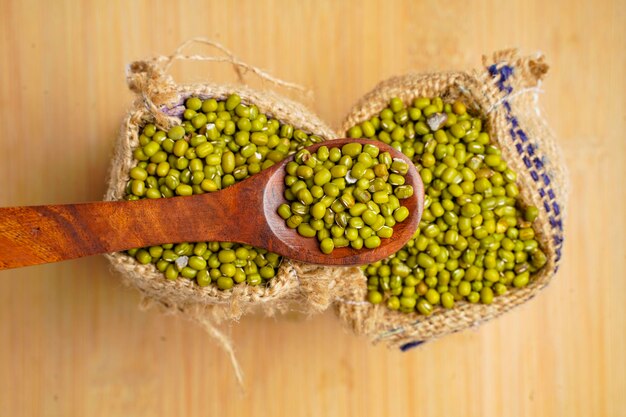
[336, 49, 569, 349]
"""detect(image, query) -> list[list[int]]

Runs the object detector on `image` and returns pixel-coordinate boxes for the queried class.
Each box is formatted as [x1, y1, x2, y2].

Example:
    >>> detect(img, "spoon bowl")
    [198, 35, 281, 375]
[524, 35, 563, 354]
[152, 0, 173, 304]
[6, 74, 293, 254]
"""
[262, 139, 423, 265]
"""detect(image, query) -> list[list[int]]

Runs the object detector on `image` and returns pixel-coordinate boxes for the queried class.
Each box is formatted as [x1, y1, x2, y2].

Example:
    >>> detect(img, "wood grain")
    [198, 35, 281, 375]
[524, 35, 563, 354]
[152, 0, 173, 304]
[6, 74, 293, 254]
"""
[0, 139, 423, 269]
[0, 0, 624, 416]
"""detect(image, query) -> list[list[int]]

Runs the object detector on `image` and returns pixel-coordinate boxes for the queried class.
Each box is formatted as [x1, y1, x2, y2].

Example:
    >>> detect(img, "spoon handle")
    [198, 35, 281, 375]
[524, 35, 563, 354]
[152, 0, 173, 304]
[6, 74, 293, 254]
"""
[0, 177, 267, 270]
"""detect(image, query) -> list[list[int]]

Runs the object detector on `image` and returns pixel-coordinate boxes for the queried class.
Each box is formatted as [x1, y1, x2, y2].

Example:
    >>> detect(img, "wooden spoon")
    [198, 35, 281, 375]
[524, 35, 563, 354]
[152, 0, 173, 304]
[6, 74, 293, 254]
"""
[0, 139, 424, 270]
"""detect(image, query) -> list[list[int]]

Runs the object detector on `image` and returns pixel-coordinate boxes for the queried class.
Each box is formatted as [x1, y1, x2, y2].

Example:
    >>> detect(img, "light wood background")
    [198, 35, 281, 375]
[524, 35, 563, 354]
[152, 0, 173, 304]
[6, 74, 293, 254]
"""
[1, 0, 624, 416]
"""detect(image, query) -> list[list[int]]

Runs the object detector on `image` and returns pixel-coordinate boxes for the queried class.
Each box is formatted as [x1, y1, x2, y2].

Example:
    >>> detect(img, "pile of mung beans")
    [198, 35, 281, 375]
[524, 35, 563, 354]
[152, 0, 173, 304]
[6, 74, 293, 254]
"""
[125, 94, 322, 290]
[278, 142, 414, 254]
[347, 97, 547, 314]
[123, 92, 547, 312]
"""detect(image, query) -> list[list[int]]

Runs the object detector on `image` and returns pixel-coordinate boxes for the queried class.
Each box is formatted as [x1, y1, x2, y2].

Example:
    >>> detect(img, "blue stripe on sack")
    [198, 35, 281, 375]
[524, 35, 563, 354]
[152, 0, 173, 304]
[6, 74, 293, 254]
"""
[544, 201, 551, 213]
[400, 340, 425, 351]
[488, 63, 565, 265]
[523, 156, 532, 168]
[393, 63, 566, 351]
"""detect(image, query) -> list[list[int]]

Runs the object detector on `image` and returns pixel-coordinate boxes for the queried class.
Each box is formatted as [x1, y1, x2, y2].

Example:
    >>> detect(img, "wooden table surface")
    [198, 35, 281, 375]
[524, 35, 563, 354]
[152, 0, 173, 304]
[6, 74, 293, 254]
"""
[1, 0, 624, 416]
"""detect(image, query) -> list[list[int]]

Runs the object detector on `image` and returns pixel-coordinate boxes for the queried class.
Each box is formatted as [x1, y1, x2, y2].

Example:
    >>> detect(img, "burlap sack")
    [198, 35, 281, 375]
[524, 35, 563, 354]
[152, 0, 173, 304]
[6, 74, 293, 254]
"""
[105, 42, 567, 368]
[331, 49, 569, 350]
[104, 40, 350, 333]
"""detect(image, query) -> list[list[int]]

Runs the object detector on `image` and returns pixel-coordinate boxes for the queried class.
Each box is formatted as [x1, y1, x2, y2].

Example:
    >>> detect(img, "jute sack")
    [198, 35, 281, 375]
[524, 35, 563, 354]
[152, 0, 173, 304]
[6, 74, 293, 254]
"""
[328, 50, 569, 350]
[104, 39, 348, 344]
